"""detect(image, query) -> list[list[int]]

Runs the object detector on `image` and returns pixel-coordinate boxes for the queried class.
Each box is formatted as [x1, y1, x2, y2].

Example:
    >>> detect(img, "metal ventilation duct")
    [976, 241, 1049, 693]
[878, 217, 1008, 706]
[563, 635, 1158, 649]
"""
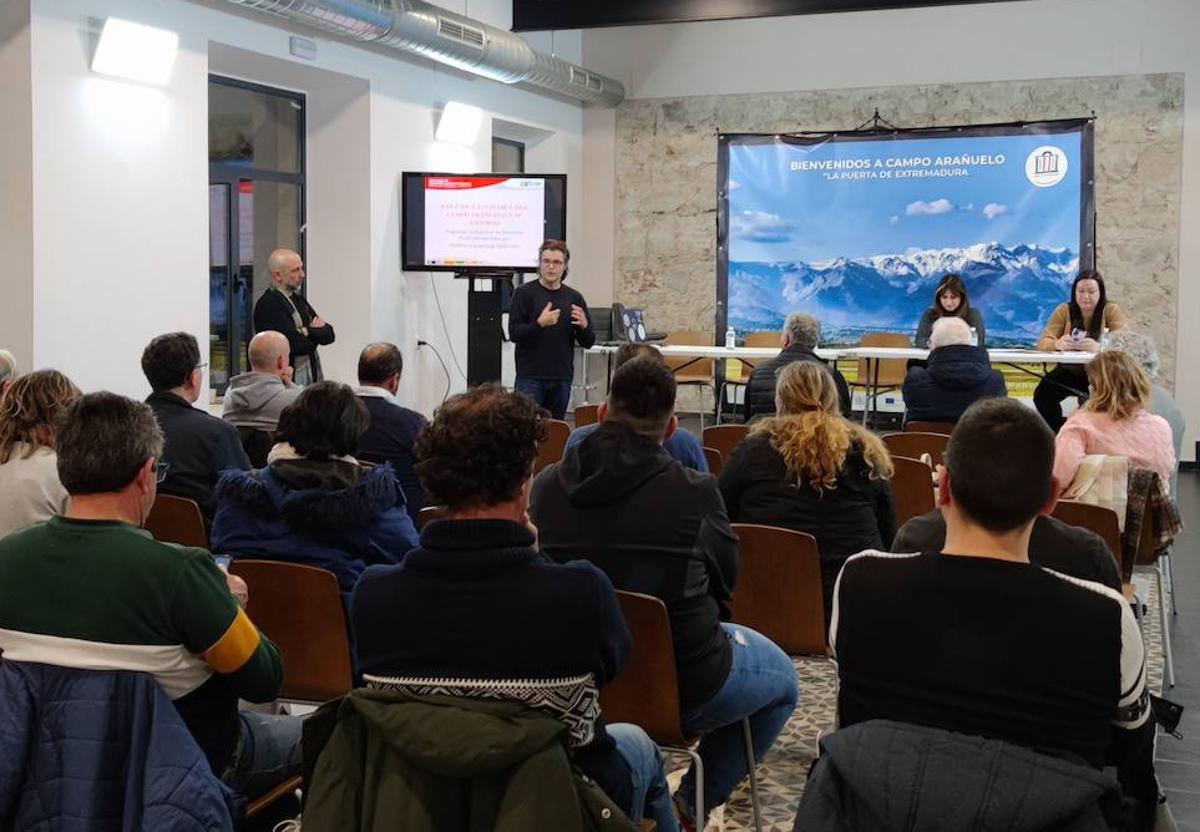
[221, 0, 625, 107]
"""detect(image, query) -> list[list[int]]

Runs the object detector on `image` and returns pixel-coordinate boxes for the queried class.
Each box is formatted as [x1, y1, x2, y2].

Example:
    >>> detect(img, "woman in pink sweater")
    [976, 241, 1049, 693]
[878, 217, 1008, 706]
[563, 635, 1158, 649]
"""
[1053, 350, 1175, 492]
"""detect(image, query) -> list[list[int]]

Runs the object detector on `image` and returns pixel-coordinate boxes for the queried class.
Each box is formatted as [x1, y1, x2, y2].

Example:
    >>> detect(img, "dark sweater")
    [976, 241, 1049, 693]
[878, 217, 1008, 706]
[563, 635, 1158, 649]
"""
[833, 551, 1150, 769]
[746, 345, 851, 420]
[146, 391, 251, 519]
[508, 280, 595, 380]
[531, 421, 740, 710]
[356, 393, 427, 522]
[350, 519, 632, 811]
[902, 343, 1007, 424]
[914, 306, 986, 349]
[252, 287, 335, 378]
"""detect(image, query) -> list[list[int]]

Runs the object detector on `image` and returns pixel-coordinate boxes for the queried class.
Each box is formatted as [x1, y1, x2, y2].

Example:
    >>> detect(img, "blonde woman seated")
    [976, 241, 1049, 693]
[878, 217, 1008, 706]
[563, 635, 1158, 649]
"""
[1053, 350, 1175, 493]
[0, 370, 82, 538]
[719, 361, 896, 627]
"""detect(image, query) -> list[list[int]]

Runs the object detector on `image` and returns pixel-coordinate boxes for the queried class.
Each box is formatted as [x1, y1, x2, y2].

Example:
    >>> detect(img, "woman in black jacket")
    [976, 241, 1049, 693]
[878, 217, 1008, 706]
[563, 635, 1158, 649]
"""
[719, 361, 896, 628]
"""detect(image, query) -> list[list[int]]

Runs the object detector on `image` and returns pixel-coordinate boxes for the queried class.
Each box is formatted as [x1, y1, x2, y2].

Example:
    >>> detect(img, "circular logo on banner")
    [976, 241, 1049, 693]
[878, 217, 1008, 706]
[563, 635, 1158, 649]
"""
[1025, 146, 1069, 188]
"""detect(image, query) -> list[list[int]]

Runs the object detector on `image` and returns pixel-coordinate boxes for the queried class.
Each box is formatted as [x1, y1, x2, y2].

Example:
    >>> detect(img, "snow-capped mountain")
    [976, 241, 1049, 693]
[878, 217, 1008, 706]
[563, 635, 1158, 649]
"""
[728, 242, 1078, 347]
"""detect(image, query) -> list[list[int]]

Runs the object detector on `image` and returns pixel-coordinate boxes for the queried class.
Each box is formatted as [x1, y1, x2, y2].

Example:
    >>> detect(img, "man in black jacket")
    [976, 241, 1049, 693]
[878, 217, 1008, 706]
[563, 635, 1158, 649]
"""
[532, 357, 797, 829]
[507, 240, 594, 419]
[253, 248, 335, 384]
[746, 313, 849, 419]
[355, 342, 428, 523]
[902, 316, 1006, 424]
[142, 332, 250, 520]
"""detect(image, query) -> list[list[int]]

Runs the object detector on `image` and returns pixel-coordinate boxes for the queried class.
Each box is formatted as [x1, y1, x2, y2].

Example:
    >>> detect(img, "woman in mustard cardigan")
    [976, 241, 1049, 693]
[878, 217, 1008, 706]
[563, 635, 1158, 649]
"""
[1032, 270, 1127, 432]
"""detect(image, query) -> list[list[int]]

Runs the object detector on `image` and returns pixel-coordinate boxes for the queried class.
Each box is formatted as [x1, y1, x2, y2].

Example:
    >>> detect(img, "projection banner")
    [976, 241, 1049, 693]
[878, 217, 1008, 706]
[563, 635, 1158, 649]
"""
[717, 120, 1094, 348]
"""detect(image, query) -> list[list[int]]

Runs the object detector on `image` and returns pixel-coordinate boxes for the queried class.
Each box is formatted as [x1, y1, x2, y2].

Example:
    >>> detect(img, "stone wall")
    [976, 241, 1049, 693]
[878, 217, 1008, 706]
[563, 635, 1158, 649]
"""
[613, 74, 1184, 386]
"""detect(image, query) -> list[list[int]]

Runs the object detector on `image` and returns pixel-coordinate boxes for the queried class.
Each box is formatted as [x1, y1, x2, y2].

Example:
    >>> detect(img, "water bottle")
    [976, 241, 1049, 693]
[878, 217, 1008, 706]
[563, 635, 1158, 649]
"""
[969, 327, 979, 347]
[725, 326, 736, 349]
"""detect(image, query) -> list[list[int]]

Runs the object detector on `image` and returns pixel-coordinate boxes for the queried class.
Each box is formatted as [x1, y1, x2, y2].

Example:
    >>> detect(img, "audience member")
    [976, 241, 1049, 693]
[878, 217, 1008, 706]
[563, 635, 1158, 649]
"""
[833, 398, 1152, 823]
[1053, 350, 1175, 493]
[142, 332, 250, 520]
[532, 357, 797, 830]
[354, 342, 428, 521]
[720, 361, 895, 625]
[565, 343, 708, 472]
[0, 349, 16, 399]
[253, 248, 335, 384]
[1104, 331, 1186, 495]
[902, 316, 1006, 424]
[746, 312, 850, 419]
[211, 381, 418, 596]
[221, 330, 302, 433]
[352, 385, 678, 831]
[0, 392, 299, 799]
[0, 370, 80, 538]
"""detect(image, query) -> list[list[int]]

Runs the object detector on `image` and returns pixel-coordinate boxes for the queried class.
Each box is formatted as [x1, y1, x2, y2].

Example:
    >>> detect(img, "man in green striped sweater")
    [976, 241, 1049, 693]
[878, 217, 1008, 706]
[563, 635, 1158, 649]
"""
[0, 392, 300, 799]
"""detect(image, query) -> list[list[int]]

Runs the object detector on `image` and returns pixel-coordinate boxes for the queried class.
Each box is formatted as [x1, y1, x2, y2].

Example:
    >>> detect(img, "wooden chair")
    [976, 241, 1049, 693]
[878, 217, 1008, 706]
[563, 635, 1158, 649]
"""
[702, 447, 723, 476]
[534, 419, 571, 474]
[416, 505, 448, 531]
[846, 332, 911, 425]
[574, 404, 600, 427]
[1050, 500, 1122, 573]
[228, 560, 354, 704]
[882, 431, 950, 469]
[144, 494, 208, 549]
[665, 331, 717, 427]
[730, 524, 825, 656]
[889, 456, 936, 529]
[702, 425, 748, 465]
[903, 420, 955, 435]
[602, 591, 763, 831]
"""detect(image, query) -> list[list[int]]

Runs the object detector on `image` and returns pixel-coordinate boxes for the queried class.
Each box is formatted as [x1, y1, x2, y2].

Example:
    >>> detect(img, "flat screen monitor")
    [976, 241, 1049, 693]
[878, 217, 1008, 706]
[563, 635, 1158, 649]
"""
[402, 172, 567, 272]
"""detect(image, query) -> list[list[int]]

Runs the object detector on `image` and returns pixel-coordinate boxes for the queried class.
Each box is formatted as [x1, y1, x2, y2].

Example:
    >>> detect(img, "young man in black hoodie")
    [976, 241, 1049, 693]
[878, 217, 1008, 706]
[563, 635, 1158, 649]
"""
[532, 357, 798, 829]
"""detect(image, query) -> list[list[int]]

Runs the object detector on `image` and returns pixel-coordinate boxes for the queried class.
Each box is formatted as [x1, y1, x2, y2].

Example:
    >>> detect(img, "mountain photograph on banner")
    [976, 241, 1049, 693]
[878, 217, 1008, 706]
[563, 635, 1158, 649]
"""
[721, 125, 1092, 347]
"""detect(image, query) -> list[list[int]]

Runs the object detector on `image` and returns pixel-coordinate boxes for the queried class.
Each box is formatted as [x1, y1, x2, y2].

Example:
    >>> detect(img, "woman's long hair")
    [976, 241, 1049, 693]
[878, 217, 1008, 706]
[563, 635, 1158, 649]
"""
[930, 274, 971, 320]
[1067, 270, 1108, 339]
[1084, 350, 1149, 421]
[0, 369, 81, 464]
[750, 361, 893, 490]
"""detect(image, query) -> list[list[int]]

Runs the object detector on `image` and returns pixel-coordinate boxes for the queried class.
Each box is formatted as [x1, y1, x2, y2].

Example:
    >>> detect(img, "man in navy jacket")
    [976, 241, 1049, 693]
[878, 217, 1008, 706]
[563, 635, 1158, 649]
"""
[354, 342, 427, 522]
[902, 317, 1006, 425]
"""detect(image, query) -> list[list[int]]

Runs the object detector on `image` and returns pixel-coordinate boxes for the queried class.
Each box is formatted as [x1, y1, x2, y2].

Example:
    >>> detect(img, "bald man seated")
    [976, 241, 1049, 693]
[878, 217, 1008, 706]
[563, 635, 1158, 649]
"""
[222, 331, 303, 435]
[252, 248, 335, 385]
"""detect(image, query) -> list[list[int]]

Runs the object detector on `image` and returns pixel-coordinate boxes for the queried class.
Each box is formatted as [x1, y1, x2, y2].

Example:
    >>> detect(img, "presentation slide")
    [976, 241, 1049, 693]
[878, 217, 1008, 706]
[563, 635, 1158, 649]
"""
[423, 176, 546, 268]
[721, 123, 1092, 348]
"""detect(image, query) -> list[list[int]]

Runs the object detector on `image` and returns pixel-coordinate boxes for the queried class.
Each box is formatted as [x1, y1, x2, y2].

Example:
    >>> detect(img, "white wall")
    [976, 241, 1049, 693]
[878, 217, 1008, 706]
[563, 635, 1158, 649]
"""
[23, 0, 585, 418]
[581, 0, 1200, 460]
[0, 0, 34, 374]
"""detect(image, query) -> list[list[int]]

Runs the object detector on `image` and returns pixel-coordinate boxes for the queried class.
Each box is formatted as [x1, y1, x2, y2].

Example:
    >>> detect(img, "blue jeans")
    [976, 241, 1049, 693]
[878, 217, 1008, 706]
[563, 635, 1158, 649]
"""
[221, 711, 304, 800]
[608, 723, 680, 832]
[677, 624, 798, 822]
[514, 377, 572, 420]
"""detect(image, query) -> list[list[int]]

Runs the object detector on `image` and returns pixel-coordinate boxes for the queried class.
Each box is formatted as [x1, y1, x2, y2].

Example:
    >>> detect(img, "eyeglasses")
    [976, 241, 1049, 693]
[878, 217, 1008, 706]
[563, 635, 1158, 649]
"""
[194, 362, 208, 371]
[155, 462, 170, 483]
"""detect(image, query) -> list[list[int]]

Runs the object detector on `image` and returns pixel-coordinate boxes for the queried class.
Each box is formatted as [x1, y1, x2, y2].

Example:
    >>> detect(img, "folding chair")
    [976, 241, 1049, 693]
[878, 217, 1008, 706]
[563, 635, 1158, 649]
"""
[702, 447, 723, 476]
[144, 494, 208, 549]
[702, 425, 748, 466]
[730, 524, 826, 656]
[534, 419, 572, 474]
[846, 333, 910, 427]
[882, 431, 950, 469]
[889, 456, 936, 528]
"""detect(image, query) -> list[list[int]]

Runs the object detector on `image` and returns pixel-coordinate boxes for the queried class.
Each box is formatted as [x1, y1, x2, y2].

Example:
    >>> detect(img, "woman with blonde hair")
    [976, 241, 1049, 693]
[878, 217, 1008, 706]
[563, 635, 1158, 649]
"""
[719, 361, 896, 626]
[1053, 350, 1175, 492]
[0, 369, 82, 537]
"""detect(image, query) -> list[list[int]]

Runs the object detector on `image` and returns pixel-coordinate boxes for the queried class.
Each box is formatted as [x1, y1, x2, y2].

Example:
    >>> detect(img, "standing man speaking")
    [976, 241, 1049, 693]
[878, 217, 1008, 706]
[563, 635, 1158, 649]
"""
[507, 240, 595, 419]
[253, 248, 335, 385]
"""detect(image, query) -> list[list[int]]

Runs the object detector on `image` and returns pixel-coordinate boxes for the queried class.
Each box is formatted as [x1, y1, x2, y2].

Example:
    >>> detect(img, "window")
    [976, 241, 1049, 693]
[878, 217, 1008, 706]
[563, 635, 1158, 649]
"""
[492, 137, 525, 173]
[208, 76, 306, 393]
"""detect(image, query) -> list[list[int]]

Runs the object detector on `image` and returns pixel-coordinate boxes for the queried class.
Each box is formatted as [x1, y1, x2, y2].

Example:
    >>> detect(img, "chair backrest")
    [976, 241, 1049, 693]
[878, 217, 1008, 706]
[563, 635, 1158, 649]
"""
[1051, 500, 1122, 573]
[144, 494, 208, 549]
[600, 591, 690, 746]
[903, 420, 955, 436]
[702, 446, 723, 476]
[415, 505, 448, 531]
[664, 331, 714, 381]
[855, 332, 911, 387]
[228, 559, 354, 703]
[730, 524, 825, 655]
[534, 419, 572, 474]
[882, 432, 950, 468]
[574, 404, 600, 427]
[890, 456, 936, 529]
[702, 424, 748, 462]
[744, 331, 780, 348]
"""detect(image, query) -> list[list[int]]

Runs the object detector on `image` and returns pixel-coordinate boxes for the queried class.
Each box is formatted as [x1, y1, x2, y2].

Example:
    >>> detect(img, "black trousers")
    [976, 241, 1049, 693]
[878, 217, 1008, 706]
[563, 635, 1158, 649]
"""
[1033, 366, 1088, 433]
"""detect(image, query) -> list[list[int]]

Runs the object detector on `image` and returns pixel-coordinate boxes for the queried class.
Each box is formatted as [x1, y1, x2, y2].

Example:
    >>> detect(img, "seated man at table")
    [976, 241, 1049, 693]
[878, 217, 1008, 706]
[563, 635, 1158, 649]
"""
[901, 316, 1006, 425]
[565, 343, 708, 472]
[834, 398, 1154, 825]
[746, 312, 850, 419]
